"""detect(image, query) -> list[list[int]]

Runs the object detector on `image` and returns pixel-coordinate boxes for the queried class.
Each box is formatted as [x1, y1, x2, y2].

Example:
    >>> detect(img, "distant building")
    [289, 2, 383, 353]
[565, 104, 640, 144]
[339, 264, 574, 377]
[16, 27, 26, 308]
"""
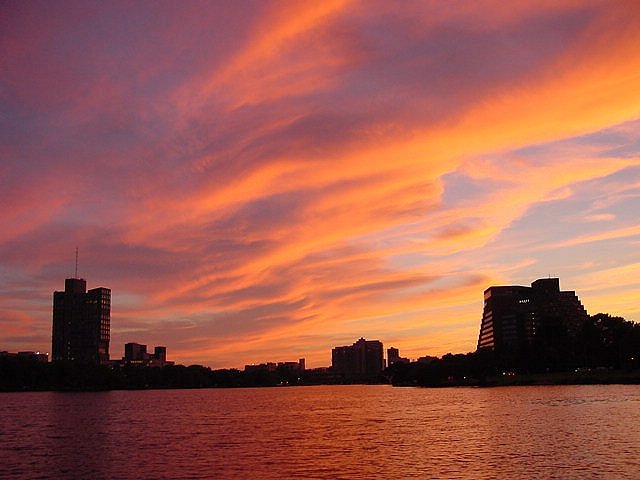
[332, 338, 384, 378]
[124, 342, 147, 362]
[477, 277, 588, 360]
[244, 362, 278, 373]
[387, 347, 409, 367]
[154, 346, 167, 362]
[244, 358, 305, 373]
[417, 355, 437, 364]
[388, 347, 400, 365]
[123, 342, 172, 366]
[0, 351, 48, 362]
[52, 278, 110, 364]
[277, 359, 305, 371]
[18, 351, 49, 362]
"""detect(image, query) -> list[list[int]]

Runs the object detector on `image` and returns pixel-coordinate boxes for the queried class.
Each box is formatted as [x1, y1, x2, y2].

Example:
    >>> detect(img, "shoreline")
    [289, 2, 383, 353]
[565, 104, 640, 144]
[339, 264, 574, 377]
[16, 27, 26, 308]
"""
[392, 370, 640, 388]
[2, 370, 639, 393]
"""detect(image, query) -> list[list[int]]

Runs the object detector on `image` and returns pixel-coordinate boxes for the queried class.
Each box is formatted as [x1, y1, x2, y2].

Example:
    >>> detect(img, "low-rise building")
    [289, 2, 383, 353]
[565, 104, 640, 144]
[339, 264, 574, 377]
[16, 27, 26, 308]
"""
[122, 342, 173, 367]
[244, 358, 305, 373]
[0, 351, 49, 362]
[387, 347, 409, 366]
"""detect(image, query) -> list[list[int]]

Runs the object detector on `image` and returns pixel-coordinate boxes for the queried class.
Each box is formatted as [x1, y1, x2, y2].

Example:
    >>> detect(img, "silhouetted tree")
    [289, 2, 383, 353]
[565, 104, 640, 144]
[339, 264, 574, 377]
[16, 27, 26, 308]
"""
[579, 313, 640, 370]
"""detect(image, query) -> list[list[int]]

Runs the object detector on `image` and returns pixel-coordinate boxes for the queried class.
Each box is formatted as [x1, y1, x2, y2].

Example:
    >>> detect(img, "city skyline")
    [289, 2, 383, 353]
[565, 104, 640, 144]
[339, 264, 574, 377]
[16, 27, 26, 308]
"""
[0, 271, 626, 372]
[2, 2, 640, 369]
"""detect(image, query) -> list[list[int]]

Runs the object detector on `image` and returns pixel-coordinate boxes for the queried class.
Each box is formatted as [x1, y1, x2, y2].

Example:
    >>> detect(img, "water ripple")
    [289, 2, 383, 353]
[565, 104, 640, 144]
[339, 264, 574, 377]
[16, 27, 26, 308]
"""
[0, 385, 639, 479]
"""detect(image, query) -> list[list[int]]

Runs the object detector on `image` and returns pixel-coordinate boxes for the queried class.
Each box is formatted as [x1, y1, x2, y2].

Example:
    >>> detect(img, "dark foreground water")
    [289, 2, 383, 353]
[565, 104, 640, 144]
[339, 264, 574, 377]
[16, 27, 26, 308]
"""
[1, 385, 639, 479]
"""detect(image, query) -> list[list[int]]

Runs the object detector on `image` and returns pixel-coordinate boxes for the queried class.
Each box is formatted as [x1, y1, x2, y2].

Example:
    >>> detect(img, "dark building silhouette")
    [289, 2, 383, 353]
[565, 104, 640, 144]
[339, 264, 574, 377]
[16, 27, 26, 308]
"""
[244, 362, 278, 373]
[154, 346, 167, 363]
[123, 342, 172, 366]
[387, 347, 409, 366]
[0, 351, 48, 362]
[278, 359, 305, 372]
[124, 342, 147, 362]
[477, 278, 588, 363]
[52, 278, 110, 364]
[332, 338, 384, 378]
[417, 355, 437, 364]
[244, 358, 305, 373]
[388, 347, 400, 366]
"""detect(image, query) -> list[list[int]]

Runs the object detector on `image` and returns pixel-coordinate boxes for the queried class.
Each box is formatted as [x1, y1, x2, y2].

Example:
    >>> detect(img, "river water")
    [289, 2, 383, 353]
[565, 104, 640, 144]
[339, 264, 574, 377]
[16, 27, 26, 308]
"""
[1, 384, 638, 479]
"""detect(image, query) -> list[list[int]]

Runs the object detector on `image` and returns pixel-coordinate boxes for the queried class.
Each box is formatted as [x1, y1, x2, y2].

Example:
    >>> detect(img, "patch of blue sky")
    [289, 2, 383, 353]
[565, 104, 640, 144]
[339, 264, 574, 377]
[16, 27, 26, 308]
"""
[513, 117, 640, 159]
[440, 170, 498, 209]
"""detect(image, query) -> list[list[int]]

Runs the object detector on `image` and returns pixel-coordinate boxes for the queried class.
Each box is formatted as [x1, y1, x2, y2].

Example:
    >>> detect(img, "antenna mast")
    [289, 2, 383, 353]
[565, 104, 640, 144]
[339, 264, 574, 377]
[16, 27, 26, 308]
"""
[75, 247, 79, 278]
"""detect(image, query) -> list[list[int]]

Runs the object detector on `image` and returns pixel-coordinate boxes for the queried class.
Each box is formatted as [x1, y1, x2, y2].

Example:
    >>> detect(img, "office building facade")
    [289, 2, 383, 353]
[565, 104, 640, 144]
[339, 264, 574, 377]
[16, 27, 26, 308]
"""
[477, 278, 588, 358]
[52, 278, 110, 364]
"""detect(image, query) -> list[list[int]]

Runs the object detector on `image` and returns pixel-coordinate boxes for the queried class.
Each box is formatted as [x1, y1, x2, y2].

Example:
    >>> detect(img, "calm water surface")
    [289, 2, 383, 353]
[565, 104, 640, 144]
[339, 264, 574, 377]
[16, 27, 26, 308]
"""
[1, 385, 639, 479]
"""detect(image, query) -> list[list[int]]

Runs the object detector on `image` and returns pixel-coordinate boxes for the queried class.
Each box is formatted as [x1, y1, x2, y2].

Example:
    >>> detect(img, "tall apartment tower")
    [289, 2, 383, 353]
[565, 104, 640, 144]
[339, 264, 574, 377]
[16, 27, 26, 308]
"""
[52, 278, 111, 364]
[332, 338, 384, 378]
[477, 278, 588, 357]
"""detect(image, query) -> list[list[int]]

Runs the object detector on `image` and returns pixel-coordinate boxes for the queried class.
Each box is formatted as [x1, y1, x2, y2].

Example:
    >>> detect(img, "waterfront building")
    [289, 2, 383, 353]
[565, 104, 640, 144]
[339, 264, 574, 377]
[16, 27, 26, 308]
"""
[417, 355, 437, 364]
[387, 347, 409, 366]
[52, 278, 110, 364]
[244, 362, 278, 373]
[0, 351, 48, 362]
[154, 346, 167, 362]
[123, 342, 172, 366]
[124, 342, 147, 362]
[244, 358, 305, 373]
[332, 338, 384, 378]
[388, 347, 400, 365]
[477, 277, 588, 361]
[277, 359, 305, 371]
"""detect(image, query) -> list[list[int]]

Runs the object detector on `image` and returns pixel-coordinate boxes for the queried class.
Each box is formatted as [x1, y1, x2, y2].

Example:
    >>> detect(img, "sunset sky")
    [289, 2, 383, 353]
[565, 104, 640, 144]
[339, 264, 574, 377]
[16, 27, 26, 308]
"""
[1, 1, 639, 368]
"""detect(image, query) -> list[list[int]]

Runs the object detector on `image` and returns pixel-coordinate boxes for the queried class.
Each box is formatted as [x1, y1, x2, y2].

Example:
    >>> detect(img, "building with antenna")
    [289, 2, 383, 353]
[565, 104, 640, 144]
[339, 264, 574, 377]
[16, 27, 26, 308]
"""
[52, 277, 111, 364]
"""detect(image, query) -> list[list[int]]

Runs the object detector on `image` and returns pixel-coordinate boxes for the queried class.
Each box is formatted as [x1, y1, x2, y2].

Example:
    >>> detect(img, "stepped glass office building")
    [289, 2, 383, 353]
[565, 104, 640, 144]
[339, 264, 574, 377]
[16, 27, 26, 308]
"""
[52, 278, 111, 364]
[477, 278, 588, 357]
